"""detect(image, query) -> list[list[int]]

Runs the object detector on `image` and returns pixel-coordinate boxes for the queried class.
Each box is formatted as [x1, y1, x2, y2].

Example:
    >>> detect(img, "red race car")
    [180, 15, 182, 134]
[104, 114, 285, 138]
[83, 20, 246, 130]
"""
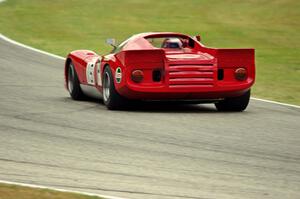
[65, 32, 255, 111]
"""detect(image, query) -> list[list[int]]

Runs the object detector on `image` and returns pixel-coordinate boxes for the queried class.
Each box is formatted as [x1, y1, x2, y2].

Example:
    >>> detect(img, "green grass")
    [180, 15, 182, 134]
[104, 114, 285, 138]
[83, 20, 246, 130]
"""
[0, 0, 299, 105]
[0, 183, 103, 199]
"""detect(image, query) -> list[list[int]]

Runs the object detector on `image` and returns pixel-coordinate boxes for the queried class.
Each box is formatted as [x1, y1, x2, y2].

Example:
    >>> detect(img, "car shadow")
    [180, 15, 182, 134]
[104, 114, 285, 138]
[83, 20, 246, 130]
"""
[122, 101, 218, 113]
[62, 97, 220, 113]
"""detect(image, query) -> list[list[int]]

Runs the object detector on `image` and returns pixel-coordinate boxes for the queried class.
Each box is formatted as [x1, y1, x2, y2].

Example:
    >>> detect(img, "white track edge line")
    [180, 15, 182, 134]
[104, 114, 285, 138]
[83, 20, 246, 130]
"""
[251, 97, 300, 108]
[1, 33, 299, 109]
[0, 0, 6, 3]
[0, 180, 128, 199]
[0, 34, 65, 60]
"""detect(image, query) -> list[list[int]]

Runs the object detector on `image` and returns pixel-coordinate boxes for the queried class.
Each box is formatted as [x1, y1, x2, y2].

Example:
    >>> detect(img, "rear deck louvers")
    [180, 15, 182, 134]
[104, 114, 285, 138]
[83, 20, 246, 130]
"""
[168, 64, 215, 88]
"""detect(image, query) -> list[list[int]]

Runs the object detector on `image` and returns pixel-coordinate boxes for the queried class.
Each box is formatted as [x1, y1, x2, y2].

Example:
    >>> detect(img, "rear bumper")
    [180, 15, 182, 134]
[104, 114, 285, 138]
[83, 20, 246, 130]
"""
[116, 58, 255, 100]
[118, 79, 254, 100]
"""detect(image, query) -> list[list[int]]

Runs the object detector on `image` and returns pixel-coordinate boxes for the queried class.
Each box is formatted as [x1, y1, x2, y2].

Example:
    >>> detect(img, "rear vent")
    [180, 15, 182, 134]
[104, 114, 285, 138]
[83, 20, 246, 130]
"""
[153, 70, 162, 82]
[218, 69, 224, 80]
[168, 64, 215, 88]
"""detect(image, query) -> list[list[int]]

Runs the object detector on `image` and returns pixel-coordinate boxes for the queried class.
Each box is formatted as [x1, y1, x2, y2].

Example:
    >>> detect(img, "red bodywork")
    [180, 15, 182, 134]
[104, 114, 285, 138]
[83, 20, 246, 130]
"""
[65, 32, 255, 101]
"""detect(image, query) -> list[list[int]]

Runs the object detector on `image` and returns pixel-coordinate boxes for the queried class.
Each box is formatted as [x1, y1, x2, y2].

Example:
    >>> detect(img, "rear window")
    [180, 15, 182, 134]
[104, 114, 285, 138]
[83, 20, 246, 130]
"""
[146, 36, 195, 49]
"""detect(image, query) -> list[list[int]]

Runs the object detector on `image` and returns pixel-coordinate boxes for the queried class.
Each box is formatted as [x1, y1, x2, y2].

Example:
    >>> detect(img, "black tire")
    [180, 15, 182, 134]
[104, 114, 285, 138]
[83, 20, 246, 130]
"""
[102, 66, 127, 110]
[67, 62, 85, 100]
[215, 90, 251, 112]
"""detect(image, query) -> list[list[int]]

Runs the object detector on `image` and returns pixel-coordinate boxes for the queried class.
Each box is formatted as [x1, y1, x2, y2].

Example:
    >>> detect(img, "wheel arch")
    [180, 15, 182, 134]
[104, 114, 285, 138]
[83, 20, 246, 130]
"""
[65, 56, 82, 90]
[64, 57, 72, 90]
[102, 62, 118, 84]
[102, 63, 110, 73]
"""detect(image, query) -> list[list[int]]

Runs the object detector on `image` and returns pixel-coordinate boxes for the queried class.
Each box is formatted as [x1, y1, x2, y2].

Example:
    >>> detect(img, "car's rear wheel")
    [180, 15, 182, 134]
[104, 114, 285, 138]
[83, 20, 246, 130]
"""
[215, 90, 251, 112]
[68, 62, 85, 100]
[102, 66, 127, 110]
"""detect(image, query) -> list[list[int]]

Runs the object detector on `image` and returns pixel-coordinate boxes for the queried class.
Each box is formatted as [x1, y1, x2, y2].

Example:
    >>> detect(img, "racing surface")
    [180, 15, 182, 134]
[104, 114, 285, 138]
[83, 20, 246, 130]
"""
[0, 37, 300, 199]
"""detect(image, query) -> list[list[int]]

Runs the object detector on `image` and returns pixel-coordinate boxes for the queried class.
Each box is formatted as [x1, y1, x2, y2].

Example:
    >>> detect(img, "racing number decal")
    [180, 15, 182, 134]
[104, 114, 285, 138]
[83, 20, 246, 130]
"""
[86, 62, 95, 85]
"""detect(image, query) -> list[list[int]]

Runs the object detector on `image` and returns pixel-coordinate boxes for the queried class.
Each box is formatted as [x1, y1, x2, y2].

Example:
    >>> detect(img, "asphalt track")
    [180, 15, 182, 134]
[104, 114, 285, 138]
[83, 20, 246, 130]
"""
[0, 36, 300, 199]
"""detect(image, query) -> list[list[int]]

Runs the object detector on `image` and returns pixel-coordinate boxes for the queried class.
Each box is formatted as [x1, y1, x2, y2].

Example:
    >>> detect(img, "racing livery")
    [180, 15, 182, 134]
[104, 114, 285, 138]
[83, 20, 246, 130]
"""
[65, 32, 255, 111]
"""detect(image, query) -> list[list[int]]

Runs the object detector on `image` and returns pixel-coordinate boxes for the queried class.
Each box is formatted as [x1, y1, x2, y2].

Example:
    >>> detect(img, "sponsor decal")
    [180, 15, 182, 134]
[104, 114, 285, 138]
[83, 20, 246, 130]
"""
[115, 67, 122, 83]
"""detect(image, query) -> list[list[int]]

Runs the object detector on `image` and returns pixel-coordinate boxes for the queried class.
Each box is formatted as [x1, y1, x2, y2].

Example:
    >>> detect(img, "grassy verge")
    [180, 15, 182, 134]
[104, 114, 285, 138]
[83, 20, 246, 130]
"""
[0, 183, 103, 199]
[0, 0, 299, 105]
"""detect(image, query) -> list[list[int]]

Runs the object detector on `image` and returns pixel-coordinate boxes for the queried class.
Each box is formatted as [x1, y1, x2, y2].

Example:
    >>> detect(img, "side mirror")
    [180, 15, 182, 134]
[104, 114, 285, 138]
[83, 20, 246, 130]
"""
[193, 35, 201, 42]
[106, 38, 116, 46]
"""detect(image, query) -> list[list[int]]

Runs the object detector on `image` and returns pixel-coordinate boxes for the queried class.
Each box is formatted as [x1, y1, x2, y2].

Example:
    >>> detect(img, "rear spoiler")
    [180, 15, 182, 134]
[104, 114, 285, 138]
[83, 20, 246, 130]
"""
[216, 49, 255, 68]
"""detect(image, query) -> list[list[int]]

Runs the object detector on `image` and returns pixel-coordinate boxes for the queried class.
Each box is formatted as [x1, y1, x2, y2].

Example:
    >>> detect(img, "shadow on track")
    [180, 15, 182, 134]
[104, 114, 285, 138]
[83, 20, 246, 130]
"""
[61, 97, 220, 113]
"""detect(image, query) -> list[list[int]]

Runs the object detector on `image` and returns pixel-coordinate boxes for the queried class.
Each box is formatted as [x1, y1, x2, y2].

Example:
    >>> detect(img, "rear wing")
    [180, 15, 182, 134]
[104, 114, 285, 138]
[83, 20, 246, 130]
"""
[216, 49, 255, 69]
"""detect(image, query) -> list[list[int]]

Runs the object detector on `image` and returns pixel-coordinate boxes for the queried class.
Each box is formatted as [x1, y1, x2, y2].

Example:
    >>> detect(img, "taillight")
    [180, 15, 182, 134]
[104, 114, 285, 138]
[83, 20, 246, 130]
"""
[235, 68, 247, 81]
[131, 70, 144, 83]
